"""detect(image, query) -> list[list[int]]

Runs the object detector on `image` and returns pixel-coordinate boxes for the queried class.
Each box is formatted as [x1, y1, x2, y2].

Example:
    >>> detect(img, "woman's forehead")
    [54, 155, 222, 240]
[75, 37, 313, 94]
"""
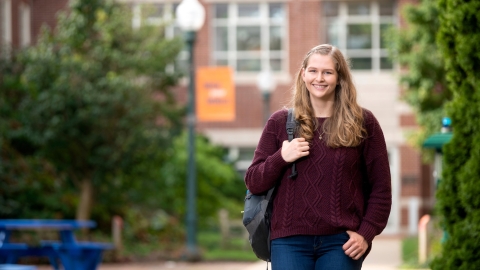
[305, 54, 336, 69]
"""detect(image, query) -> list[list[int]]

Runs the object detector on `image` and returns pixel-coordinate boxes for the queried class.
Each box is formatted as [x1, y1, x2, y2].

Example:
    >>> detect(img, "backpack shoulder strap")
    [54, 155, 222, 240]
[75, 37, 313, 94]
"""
[287, 108, 298, 179]
[286, 108, 296, 142]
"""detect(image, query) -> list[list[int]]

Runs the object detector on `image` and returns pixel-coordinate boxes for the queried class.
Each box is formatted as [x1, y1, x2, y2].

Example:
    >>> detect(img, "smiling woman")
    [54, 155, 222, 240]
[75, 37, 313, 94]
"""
[301, 54, 338, 106]
[244, 44, 392, 270]
[294, 44, 365, 147]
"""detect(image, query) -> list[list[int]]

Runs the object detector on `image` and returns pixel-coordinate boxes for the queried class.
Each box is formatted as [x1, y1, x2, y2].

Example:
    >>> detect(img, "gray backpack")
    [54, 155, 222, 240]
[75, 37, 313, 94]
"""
[242, 108, 297, 261]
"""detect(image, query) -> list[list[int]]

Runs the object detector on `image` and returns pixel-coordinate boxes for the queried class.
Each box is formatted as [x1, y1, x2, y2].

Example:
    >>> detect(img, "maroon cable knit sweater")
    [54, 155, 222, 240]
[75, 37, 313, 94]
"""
[245, 108, 391, 244]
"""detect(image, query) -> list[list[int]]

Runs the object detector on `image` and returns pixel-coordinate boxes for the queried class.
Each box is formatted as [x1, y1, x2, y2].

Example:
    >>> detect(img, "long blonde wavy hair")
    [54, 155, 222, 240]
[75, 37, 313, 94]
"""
[291, 44, 365, 148]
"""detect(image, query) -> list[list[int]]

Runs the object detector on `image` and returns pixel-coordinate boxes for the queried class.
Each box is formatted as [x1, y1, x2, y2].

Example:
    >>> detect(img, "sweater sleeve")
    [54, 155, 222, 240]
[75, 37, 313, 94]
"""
[357, 110, 392, 243]
[244, 110, 291, 194]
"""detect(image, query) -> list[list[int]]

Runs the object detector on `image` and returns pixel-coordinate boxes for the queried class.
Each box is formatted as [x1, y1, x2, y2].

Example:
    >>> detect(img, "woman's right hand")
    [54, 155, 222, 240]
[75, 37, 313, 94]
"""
[281, 138, 310, 162]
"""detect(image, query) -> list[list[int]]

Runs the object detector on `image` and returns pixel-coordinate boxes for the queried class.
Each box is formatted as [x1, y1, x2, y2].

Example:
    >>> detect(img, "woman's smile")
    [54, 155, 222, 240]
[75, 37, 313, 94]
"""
[302, 53, 338, 100]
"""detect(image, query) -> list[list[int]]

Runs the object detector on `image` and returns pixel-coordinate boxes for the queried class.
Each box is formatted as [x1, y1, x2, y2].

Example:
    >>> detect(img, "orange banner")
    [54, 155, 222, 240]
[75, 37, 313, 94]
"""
[196, 67, 236, 122]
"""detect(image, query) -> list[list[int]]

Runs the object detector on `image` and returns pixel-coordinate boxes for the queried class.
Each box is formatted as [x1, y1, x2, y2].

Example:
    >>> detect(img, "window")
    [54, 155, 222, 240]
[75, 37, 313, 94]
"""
[212, 3, 287, 73]
[323, 0, 396, 71]
[131, 2, 187, 73]
[19, 2, 31, 47]
[1, 0, 12, 54]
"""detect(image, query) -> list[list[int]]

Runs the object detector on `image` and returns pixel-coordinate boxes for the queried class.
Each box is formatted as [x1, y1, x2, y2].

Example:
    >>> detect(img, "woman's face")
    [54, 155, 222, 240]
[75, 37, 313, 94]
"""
[301, 53, 338, 101]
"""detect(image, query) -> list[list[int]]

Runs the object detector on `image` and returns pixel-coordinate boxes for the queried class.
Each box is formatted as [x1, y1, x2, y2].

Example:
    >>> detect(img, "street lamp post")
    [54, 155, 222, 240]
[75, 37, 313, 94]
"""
[176, 0, 205, 261]
[257, 68, 276, 125]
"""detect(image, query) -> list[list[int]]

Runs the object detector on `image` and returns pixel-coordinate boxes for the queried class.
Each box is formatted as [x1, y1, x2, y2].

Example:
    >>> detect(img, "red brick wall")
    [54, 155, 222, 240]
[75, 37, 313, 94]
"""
[7, 0, 68, 50]
[31, 0, 69, 44]
[196, 0, 209, 68]
[288, 1, 322, 74]
[400, 145, 422, 197]
[199, 85, 264, 129]
[399, 145, 436, 228]
[397, 0, 419, 27]
[10, 0, 21, 48]
[195, 1, 325, 130]
[192, 1, 314, 130]
[421, 163, 433, 202]
[400, 114, 417, 127]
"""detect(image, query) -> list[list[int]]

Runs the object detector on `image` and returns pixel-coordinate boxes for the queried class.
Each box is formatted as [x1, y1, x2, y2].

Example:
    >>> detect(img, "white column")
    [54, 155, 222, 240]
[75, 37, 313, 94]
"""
[408, 197, 420, 235]
[2, 0, 12, 48]
[19, 2, 31, 47]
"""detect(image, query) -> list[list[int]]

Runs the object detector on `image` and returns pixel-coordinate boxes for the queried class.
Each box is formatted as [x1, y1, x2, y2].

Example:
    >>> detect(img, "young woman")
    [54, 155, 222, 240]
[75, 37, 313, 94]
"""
[244, 44, 392, 270]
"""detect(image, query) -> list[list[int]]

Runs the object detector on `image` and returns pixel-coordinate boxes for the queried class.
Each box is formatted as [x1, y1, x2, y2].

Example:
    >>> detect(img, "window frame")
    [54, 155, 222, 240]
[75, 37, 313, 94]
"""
[19, 2, 31, 48]
[211, 2, 287, 74]
[131, 1, 188, 74]
[322, 0, 397, 71]
[1, 0, 12, 54]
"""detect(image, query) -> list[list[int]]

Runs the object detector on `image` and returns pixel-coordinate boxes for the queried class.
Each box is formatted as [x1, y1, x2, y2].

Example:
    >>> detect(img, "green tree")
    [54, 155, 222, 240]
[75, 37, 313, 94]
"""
[0, 50, 77, 219]
[430, 0, 480, 268]
[160, 133, 245, 224]
[1, 0, 184, 221]
[386, 0, 451, 155]
[102, 132, 245, 249]
[1, 0, 246, 241]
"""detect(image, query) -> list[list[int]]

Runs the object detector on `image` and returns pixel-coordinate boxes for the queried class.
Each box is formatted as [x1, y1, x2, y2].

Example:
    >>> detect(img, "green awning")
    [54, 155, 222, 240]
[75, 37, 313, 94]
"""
[423, 132, 453, 150]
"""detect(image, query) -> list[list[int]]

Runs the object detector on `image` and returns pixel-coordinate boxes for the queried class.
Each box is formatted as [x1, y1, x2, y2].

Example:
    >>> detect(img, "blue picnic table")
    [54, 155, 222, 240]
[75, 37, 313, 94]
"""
[0, 219, 113, 270]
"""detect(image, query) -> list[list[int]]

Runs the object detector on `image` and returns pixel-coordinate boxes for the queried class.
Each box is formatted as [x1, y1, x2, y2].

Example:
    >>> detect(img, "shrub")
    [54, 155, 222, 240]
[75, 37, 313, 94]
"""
[431, 0, 480, 268]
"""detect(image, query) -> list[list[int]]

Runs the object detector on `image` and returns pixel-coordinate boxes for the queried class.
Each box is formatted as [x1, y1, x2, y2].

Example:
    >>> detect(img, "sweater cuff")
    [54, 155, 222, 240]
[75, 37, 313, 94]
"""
[269, 149, 290, 168]
[357, 221, 378, 243]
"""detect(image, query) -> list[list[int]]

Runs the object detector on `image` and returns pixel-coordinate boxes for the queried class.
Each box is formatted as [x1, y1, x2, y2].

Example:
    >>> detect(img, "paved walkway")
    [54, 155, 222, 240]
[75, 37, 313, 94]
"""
[362, 236, 402, 270]
[37, 236, 402, 270]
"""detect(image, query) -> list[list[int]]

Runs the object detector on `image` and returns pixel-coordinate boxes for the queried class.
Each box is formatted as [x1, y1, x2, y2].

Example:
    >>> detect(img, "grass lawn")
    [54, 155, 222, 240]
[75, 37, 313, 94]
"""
[198, 231, 258, 261]
[401, 236, 434, 269]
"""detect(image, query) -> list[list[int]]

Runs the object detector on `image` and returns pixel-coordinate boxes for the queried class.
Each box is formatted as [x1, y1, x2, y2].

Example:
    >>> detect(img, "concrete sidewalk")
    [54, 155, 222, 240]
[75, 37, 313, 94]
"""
[362, 236, 402, 270]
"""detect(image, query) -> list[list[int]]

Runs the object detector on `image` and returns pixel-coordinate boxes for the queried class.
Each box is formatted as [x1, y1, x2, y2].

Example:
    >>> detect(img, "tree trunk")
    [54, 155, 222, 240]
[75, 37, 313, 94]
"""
[76, 178, 93, 221]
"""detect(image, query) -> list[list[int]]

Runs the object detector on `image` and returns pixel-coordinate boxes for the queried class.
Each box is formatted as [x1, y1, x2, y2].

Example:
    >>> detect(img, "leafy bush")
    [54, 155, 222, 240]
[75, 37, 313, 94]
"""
[431, 0, 480, 268]
[385, 0, 450, 161]
[0, 0, 246, 261]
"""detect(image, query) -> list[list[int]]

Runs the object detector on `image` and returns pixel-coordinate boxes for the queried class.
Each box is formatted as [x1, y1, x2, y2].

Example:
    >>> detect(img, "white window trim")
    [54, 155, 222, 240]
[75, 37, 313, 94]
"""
[130, 2, 187, 74]
[19, 2, 31, 48]
[2, 0, 12, 50]
[131, 2, 178, 30]
[323, 0, 396, 72]
[384, 145, 400, 234]
[211, 2, 288, 74]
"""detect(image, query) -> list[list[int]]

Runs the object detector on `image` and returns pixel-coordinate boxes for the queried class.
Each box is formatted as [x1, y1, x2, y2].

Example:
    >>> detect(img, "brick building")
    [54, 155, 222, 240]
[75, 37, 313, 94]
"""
[1, 0, 433, 236]
[0, 0, 68, 51]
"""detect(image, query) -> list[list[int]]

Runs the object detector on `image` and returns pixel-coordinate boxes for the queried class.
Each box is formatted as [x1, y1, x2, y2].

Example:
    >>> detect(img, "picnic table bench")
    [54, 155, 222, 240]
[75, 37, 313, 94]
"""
[0, 219, 114, 270]
[0, 264, 37, 270]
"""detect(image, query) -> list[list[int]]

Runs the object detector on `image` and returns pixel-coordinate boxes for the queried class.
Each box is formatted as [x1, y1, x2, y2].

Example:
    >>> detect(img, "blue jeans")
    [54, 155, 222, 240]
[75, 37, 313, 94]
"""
[271, 233, 365, 270]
